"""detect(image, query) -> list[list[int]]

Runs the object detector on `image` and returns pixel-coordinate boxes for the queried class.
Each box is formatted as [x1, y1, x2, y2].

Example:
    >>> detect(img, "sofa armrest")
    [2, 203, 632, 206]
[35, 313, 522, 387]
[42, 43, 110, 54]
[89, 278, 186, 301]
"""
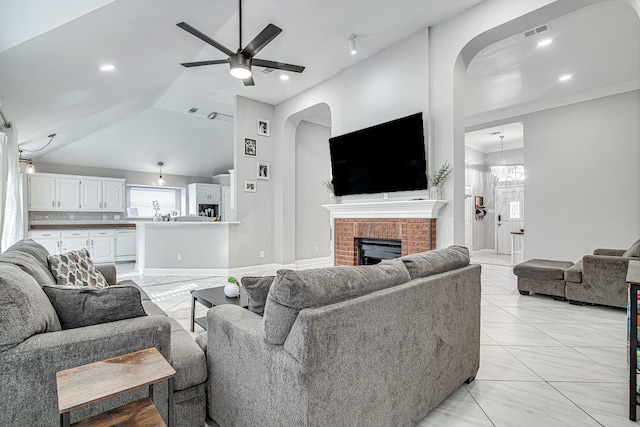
[95, 263, 117, 285]
[0, 315, 172, 426]
[205, 305, 307, 426]
[565, 260, 583, 283]
[592, 248, 626, 256]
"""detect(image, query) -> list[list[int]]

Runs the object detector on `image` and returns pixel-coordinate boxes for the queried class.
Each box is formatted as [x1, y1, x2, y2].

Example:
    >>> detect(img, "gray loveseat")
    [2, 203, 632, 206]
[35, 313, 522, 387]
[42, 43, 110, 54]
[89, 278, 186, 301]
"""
[0, 239, 206, 426]
[203, 246, 481, 426]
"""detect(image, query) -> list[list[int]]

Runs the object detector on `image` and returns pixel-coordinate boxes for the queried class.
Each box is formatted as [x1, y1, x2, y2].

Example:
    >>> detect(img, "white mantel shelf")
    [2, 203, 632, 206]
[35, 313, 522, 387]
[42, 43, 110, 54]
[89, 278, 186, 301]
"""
[322, 199, 447, 219]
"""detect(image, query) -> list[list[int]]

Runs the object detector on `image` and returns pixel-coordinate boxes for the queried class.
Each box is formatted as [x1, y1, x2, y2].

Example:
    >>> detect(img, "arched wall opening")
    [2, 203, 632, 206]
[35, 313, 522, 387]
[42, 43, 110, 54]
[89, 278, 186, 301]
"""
[432, 0, 640, 261]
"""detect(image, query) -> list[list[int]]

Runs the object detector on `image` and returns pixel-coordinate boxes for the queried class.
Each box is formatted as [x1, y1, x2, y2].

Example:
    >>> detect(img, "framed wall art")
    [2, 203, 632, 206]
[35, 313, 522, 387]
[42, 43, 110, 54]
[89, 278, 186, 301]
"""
[244, 137, 257, 157]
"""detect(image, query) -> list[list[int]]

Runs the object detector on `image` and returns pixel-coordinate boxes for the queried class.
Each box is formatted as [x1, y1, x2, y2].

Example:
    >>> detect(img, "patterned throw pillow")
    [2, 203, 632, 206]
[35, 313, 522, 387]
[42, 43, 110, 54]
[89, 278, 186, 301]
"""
[47, 249, 108, 288]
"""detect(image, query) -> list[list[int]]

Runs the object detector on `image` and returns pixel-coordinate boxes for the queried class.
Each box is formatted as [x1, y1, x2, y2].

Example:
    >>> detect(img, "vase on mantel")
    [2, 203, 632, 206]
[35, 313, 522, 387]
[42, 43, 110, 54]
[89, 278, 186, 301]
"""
[429, 186, 442, 200]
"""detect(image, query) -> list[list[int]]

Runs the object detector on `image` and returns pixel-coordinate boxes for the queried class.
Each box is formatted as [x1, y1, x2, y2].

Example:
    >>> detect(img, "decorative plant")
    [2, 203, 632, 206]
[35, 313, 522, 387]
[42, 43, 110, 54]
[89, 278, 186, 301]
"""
[227, 276, 238, 284]
[321, 179, 335, 194]
[152, 200, 161, 215]
[429, 161, 452, 187]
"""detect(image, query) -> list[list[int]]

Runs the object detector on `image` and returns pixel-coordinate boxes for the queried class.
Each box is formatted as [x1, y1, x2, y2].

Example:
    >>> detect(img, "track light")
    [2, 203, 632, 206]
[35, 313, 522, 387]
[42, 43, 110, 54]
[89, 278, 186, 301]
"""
[157, 161, 165, 186]
[18, 150, 35, 174]
[347, 33, 357, 55]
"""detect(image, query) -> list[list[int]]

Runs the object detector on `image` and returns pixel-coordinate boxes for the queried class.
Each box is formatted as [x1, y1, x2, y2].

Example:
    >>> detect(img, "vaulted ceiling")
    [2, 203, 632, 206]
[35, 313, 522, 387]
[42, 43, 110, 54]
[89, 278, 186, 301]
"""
[1, 0, 638, 177]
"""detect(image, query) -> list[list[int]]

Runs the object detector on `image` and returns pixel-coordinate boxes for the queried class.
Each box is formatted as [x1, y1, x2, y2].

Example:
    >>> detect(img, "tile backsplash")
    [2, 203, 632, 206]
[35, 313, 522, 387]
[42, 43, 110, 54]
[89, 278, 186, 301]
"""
[29, 211, 127, 221]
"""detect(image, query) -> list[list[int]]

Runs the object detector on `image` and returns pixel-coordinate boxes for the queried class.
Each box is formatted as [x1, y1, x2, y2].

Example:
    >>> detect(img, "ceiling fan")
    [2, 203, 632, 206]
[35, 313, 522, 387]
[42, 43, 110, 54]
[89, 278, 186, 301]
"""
[177, 0, 305, 86]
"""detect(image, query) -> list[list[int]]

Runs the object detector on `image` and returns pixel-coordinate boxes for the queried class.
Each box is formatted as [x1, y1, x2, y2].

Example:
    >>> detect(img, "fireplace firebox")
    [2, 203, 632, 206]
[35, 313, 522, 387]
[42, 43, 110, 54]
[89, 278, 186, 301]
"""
[357, 238, 402, 265]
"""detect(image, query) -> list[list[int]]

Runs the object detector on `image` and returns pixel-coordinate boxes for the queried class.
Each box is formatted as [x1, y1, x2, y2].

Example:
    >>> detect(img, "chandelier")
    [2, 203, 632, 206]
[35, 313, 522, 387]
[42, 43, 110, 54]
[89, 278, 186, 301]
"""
[490, 134, 524, 181]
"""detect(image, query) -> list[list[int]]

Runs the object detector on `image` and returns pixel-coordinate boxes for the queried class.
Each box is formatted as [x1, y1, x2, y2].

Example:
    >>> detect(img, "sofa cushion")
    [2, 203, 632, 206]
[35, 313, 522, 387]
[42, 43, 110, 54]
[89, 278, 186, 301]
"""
[5, 239, 51, 266]
[42, 285, 147, 329]
[565, 260, 583, 283]
[513, 259, 573, 280]
[168, 318, 208, 391]
[241, 276, 275, 316]
[0, 249, 57, 287]
[0, 263, 61, 352]
[47, 249, 108, 288]
[394, 246, 470, 280]
[624, 238, 640, 258]
[263, 259, 411, 345]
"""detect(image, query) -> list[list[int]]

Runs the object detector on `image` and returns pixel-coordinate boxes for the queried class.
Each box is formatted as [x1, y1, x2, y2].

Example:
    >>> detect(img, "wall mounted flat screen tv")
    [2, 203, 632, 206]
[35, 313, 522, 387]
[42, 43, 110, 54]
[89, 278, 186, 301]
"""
[329, 113, 427, 197]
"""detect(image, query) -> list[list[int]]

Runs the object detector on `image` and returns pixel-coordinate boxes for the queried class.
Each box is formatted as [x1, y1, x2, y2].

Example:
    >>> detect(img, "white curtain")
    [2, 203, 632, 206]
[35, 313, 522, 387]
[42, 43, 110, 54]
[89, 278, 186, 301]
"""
[0, 125, 24, 252]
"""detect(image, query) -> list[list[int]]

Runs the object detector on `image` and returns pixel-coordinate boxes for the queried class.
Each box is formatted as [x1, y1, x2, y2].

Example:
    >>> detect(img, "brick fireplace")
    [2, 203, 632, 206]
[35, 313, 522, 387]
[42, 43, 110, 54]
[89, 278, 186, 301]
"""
[324, 200, 447, 267]
[334, 218, 436, 266]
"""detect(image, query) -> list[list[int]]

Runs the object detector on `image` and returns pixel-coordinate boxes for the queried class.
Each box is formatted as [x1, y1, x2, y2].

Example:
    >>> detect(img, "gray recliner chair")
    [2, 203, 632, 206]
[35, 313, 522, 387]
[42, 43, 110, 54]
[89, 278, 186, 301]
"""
[565, 239, 640, 308]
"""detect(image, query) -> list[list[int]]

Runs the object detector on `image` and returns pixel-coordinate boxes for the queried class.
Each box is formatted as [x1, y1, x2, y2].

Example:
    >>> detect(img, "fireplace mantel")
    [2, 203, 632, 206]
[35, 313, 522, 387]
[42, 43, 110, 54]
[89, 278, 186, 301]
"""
[322, 199, 447, 219]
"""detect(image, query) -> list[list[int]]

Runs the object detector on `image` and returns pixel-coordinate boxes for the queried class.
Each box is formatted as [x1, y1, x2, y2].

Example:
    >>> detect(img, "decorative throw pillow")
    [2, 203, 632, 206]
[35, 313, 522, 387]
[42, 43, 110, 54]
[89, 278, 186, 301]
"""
[42, 285, 147, 329]
[624, 238, 640, 258]
[241, 276, 275, 316]
[47, 249, 108, 288]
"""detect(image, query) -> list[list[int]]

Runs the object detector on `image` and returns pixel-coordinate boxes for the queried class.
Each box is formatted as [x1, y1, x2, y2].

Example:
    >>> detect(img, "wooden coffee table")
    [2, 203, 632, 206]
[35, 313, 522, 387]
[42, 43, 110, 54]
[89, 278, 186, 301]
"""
[56, 347, 175, 427]
[191, 286, 248, 331]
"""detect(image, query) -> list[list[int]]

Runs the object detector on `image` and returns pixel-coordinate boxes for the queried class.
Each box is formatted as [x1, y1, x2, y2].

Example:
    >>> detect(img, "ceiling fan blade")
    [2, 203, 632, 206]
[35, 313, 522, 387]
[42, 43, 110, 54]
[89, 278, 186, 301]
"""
[252, 59, 305, 73]
[243, 76, 255, 86]
[181, 59, 230, 68]
[177, 22, 235, 57]
[241, 24, 282, 58]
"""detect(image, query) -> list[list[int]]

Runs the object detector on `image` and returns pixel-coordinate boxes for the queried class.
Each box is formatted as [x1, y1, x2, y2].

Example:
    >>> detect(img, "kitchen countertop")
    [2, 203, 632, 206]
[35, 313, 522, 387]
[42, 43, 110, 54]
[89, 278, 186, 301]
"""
[29, 220, 137, 230]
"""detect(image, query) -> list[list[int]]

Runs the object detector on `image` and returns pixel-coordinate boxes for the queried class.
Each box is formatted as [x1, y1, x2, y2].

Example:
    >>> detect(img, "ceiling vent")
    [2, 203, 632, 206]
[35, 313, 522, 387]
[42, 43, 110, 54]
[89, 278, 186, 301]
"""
[188, 107, 198, 114]
[524, 24, 549, 37]
[262, 68, 274, 74]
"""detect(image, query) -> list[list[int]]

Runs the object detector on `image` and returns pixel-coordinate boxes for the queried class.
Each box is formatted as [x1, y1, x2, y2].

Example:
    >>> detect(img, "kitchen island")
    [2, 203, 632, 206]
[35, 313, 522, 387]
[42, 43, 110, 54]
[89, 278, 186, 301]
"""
[134, 221, 240, 275]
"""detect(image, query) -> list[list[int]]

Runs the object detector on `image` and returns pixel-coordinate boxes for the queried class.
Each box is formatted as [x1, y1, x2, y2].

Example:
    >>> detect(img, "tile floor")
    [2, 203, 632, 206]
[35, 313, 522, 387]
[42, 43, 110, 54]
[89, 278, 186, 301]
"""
[116, 261, 634, 427]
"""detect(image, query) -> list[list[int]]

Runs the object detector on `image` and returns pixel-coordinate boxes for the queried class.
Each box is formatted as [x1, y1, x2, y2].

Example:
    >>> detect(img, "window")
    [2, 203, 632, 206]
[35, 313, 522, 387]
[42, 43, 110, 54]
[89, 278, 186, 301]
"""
[509, 201, 521, 219]
[128, 186, 181, 217]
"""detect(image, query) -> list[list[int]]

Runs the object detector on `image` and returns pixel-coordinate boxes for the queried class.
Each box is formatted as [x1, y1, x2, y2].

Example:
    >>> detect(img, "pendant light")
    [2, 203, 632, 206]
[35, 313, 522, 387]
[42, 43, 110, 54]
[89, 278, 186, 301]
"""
[18, 150, 35, 174]
[157, 161, 165, 186]
[490, 134, 524, 181]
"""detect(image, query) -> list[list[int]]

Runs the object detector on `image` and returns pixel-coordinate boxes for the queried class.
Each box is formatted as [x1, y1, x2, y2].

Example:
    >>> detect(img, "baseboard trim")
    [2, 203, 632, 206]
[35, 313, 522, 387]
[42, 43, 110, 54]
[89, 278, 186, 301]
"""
[295, 256, 334, 270]
[136, 259, 333, 277]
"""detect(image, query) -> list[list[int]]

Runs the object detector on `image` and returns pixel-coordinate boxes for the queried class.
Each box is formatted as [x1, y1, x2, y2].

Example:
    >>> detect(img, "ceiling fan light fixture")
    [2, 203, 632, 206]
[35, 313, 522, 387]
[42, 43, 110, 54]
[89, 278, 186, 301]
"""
[229, 54, 252, 79]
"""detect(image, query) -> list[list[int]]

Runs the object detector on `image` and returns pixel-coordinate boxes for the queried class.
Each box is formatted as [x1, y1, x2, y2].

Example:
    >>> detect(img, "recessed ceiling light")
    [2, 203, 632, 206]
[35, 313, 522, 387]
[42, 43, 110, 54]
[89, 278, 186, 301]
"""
[537, 39, 552, 47]
[280, 75, 289, 81]
[558, 74, 573, 82]
[100, 64, 116, 72]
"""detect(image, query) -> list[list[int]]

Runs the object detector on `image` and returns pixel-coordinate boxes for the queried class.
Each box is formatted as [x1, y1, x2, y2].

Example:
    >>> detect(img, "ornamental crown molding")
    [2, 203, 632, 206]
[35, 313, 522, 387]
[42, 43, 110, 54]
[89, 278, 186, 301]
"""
[322, 199, 447, 219]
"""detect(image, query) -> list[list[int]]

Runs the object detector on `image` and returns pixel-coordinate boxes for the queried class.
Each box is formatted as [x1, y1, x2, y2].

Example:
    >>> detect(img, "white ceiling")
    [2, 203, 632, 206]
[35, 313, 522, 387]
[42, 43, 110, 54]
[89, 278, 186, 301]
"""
[1, 1, 638, 177]
[0, 0, 483, 177]
[465, 122, 523, 153]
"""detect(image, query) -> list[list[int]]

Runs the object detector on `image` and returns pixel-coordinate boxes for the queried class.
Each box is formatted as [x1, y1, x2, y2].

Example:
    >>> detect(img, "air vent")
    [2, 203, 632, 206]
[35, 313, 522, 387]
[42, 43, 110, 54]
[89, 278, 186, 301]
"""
[188, 107, 198, 114]
[524, 24, 549, 37]
[262, 68, 274, 74]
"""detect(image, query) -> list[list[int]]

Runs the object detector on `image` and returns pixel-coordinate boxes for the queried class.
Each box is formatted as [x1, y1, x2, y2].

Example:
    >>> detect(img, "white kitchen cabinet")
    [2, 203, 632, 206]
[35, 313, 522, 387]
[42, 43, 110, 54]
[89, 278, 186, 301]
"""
[80, 179, 124, 211]
[29, 176, 57, 210]
[56, 178, 81, 210]
[102, 179, 125, 211]
[89, 230, 116, 263]
[188, 183, 221, 216]
[61, 230, 89, 252]
[28, 174, 125, 212]
[29, 230, 62, 255]
[80, 179, 102, 211]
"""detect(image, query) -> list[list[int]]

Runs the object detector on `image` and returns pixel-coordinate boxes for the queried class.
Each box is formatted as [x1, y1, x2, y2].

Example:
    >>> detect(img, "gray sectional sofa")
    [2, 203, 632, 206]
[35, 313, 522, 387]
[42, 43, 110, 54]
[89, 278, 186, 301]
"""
[0, 239, 206, 427]
[203, 246, 481, 427]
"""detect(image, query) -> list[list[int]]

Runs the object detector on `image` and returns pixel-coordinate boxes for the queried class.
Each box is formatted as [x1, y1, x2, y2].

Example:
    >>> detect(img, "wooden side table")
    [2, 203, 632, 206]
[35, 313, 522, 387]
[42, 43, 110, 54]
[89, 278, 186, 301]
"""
[56, 347, 176, 427]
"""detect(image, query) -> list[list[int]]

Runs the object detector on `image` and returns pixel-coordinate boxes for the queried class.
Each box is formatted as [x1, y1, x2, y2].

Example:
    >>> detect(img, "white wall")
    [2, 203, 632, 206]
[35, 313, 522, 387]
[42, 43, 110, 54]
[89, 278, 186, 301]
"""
[295, 120, 331, 261]
[273, 29, 430, 264]
[523, 90, 640, 260]
[228, 96, 276, 268]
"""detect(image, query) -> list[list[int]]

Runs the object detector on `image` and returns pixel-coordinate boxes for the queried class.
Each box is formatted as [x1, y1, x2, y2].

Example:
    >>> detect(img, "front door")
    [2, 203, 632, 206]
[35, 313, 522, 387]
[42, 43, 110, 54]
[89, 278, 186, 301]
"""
[496, 185, 524, 255]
